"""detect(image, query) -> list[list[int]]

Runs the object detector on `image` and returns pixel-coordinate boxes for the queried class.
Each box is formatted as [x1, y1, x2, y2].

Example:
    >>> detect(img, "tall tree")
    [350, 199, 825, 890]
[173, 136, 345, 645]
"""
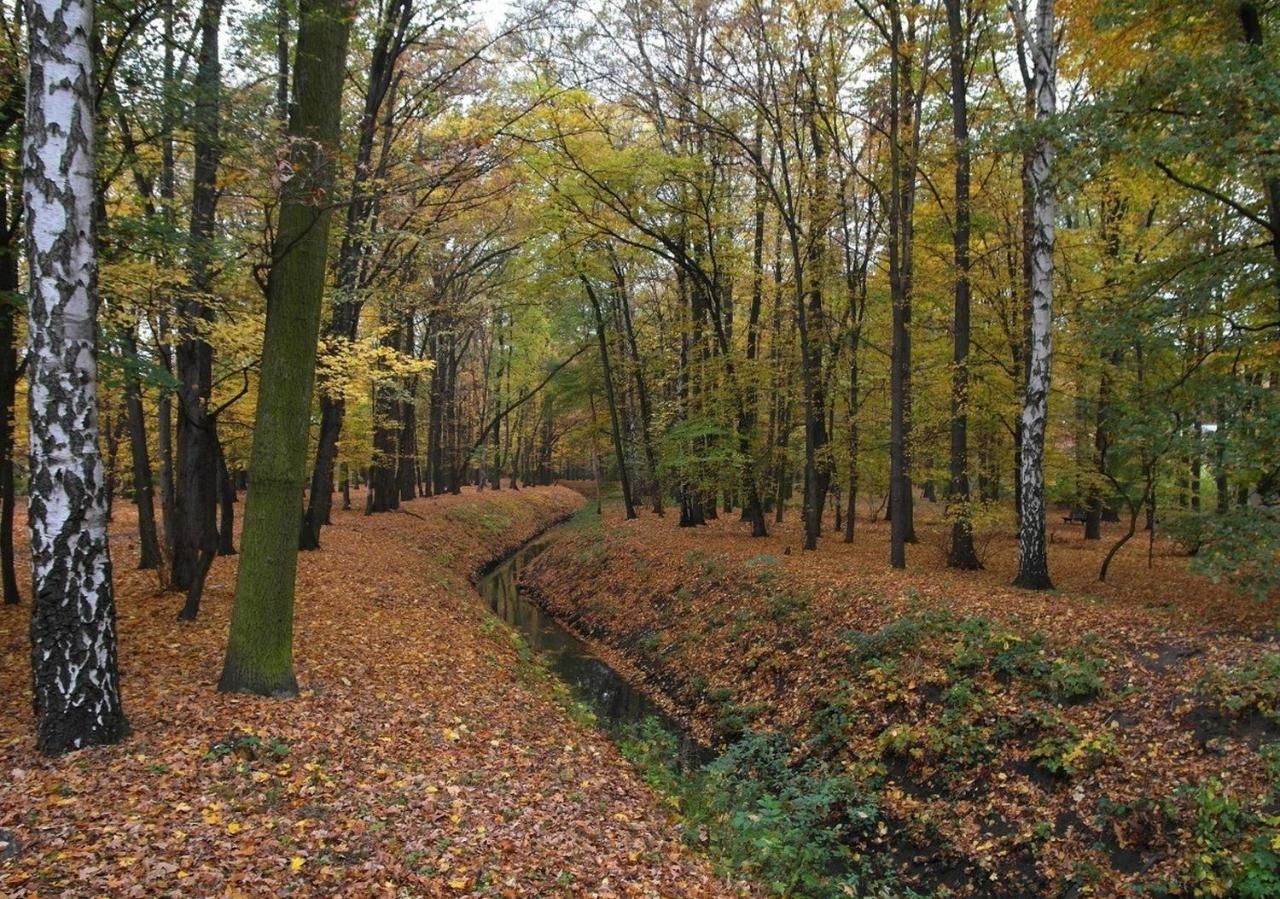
[886, 0, 914, 568]
[945, 0, 981, 569]
[1012, 0, 1057, 590]
[174, 0, 225, 619]
[0, 6, 22, 605]
[23, 0, 127, 753]
[0, 154, 21, 605]
[301, 0, 413, 549]
[582, 272, 636, 519]
[219, 0, 351, 696]
[123, 331, 163, 569]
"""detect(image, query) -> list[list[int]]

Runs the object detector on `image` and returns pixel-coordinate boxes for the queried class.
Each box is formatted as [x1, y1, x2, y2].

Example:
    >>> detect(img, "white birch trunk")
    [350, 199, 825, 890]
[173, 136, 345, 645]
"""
[1014, 0, 1056, 590]
[23, 0, 127, 752]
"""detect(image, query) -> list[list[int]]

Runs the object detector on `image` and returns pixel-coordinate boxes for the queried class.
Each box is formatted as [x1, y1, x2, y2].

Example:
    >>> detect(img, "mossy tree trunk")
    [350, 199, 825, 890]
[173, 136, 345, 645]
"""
[218, 0, 351, 696]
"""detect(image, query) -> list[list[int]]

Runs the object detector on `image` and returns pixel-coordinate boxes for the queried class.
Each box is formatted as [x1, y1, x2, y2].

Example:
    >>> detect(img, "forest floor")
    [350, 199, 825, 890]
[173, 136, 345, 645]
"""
[0, 486, 742, 898]
[523, 493, 1280, 898]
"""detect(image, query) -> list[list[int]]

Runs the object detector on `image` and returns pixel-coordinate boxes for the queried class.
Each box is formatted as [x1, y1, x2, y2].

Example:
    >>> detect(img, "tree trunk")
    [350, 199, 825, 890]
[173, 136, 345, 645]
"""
[0, 181, 22, 603]
[369, 327, 402, 514]
[219, 0, 350, 696]
[1013, 0, 1057, 591]
[888, 5, 912, 568]
[583, 276, 636, 519]
[123, 332, 163, 569]
[1239, 3, 1280, 313]
[398, 390, 418, 502]
[156, 0, 177, 570]
[614, 263, 663, 515]
[216, 439, 236, 556]
[945, 0, 981, 570]
[274, 0, 290, 124]
[24, 0, 128, 753]
[300, 0, 409, 548]
[798, 86, 830, 552]
[173, 0, 224, 613]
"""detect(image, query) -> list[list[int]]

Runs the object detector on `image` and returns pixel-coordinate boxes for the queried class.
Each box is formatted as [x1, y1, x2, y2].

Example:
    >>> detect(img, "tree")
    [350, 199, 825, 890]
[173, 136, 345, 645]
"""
[218, 0, 352, 696]
[302, 0, 416, 546]
[24, 0, 127, 753]
[581, 271, 636, 518]
[0, 9, 21, 605]
[944, 0, 981, 570]
[173, 0, 225, 619]
[122, 331, 163, 569]
[1012, 0, 1057, 590]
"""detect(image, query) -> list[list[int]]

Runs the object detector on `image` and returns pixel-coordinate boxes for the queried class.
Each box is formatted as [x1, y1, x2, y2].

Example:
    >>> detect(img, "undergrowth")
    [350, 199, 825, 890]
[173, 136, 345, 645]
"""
[1144, 744, 1280, 897]
[619, 719, 909, 898]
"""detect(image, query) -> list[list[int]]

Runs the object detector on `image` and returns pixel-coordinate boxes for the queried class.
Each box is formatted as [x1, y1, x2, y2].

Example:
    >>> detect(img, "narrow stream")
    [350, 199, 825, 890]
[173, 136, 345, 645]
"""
[476, 525, 706, 764]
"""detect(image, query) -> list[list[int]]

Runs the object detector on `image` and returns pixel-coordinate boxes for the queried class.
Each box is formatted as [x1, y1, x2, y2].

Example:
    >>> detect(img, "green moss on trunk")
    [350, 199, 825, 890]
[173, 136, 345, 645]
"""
[218, 0, 351, 696]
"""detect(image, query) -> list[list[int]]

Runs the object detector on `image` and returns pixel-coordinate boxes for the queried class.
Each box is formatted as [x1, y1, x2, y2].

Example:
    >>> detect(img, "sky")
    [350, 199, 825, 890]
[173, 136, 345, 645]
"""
[473, 0, 513, 33]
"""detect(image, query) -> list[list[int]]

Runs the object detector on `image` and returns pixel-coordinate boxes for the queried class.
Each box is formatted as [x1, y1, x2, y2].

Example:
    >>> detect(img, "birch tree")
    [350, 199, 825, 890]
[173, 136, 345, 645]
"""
[1012, 0, 1056, 590]
[23, 0, 127, 752]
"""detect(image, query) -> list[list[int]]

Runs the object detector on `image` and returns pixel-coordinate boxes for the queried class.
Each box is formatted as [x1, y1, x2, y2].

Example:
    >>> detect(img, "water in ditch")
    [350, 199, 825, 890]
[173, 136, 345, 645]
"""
[475, 528, 708, 766]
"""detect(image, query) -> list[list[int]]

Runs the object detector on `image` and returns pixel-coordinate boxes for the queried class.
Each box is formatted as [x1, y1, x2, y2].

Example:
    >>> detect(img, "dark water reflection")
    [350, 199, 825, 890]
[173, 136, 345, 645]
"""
[477, 531, 708, 766]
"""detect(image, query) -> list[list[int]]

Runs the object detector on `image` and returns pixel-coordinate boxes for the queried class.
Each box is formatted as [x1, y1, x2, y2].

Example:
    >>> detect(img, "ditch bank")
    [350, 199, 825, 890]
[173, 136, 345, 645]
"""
[519, 508, 1280, 898]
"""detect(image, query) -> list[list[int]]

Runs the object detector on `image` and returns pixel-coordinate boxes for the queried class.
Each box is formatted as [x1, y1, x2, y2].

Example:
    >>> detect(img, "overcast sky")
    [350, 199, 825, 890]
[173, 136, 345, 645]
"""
[473, 0, 512, 32]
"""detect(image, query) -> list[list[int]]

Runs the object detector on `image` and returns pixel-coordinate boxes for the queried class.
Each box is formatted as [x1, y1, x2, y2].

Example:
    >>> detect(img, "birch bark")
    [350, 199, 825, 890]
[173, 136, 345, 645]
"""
[1013, 0, 1056, 590]
[24, 0, 127, 752]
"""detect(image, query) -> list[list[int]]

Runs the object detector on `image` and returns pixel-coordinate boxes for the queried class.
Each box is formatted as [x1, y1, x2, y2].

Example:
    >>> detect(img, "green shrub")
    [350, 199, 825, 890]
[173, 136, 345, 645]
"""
[205, 731, 290, 761]
[1200, 653, 1280, 723]
[845, 609, 954, 669]
[1172, 775, 1280, 898]
[950, 617, 1047, 678]
[1186, 506, 1280, 600]
[1041, 647, 1108, 703]
[1029, 727, 1117, 779]
[620, 721, 891, 897]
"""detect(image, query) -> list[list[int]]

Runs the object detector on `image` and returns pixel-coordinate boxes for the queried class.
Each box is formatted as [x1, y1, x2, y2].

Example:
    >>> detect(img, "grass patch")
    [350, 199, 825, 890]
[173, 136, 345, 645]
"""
[444, 504, 514, 536]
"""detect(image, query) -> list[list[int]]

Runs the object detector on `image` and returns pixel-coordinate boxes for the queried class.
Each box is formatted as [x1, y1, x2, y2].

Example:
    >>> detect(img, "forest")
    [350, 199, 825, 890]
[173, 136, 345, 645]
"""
[1, 0, 1279, 896]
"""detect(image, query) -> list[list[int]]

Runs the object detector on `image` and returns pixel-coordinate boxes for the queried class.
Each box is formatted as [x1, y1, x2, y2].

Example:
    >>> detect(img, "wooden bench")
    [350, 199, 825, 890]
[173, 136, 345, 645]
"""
[1062, 507, 1088, 523]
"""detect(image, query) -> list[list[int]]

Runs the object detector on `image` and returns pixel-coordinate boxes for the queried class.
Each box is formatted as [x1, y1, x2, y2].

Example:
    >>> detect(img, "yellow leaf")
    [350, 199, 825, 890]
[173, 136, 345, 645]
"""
[448, 878, 468, 890]
[226, 822, 242, 834]
[290, 856, 304, 872]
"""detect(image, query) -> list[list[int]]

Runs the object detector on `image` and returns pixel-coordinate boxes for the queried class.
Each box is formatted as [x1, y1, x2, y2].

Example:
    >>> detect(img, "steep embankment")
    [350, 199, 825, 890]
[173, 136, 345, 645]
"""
[0, 487, 739, 897]
[522, 507, 1280, 898]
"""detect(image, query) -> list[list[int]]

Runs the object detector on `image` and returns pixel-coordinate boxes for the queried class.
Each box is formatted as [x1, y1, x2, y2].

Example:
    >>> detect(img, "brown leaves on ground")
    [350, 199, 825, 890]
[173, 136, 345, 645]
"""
[0, 486, 736, 897]
[523, 500, 1280, 897]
